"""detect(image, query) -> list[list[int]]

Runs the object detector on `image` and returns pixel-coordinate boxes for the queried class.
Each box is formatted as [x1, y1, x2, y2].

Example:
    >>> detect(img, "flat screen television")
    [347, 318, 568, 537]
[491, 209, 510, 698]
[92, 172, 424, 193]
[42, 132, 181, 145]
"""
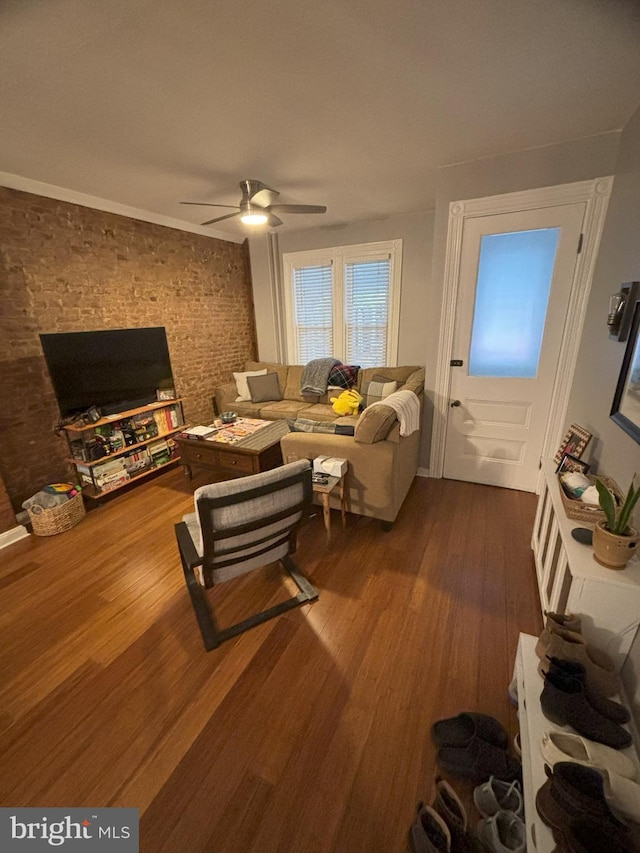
[39, 327, 175, 417]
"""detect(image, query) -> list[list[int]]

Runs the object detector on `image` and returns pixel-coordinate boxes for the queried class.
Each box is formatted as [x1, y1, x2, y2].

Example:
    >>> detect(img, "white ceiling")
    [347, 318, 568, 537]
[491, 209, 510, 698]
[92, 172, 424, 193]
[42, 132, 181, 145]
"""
[2, 0, 640, 242]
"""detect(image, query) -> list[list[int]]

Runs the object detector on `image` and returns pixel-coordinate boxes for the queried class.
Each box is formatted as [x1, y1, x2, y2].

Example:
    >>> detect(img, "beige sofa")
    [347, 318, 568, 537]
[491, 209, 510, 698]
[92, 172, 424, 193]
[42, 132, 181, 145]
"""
[213, 361, 424, 526]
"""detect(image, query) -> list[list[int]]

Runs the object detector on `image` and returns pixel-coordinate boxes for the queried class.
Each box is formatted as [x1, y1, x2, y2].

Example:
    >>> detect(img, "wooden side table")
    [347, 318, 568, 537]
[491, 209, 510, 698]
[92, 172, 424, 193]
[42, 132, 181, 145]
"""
[312, 474, 346, 544]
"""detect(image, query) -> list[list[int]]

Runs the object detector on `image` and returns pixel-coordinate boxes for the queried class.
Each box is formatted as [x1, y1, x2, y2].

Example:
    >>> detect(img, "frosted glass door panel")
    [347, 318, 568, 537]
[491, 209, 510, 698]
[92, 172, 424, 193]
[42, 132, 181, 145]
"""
[469, 228, 560, 378]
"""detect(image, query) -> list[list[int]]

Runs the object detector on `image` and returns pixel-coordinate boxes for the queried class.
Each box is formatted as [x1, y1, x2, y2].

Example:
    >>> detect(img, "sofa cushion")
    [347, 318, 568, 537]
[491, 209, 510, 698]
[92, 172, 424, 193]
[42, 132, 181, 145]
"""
[353, 404, 397, 444]
[259, 400, 313, 420]
[247, 371, 282, 403]
[234, 369, 267, 402]
[244, 361, 289, 393]
[288, 418, 355, 436]
[284, 365, 315, 402]
[299, 403, 340, 422]
[362, 376, 398, 408]
[359, 366, 420, 389]
[401, 367, 425, 396]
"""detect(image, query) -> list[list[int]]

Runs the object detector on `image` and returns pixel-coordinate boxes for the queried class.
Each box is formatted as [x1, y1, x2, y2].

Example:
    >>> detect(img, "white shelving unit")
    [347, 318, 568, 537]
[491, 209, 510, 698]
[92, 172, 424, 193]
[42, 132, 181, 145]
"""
[514, 633, 640, 852]
[532, 459, 640, 671]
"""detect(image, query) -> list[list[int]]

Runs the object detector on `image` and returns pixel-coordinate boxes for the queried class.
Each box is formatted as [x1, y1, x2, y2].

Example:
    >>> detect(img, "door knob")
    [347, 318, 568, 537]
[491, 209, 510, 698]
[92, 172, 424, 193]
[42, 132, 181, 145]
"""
[450, 400, 461, 407]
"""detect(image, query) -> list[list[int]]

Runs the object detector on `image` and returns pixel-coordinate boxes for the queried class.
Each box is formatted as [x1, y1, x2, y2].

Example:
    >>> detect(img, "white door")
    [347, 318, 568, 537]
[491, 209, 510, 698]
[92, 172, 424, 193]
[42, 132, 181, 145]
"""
[443, 204, 585, 491]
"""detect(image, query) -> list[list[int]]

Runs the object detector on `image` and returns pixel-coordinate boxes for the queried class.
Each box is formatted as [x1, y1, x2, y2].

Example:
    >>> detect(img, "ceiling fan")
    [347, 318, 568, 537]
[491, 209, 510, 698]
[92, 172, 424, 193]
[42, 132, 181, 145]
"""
[180, 179, 327, 227]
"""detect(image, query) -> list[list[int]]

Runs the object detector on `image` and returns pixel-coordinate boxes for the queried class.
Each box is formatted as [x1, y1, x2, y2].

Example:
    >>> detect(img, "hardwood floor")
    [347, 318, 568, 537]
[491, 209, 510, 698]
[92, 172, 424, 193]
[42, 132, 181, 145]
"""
[0, 468, 542, 852]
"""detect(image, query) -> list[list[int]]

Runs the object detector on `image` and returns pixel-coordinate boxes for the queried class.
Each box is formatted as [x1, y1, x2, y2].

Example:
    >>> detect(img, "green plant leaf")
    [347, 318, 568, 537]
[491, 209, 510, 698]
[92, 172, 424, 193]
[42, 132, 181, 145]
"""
[596, 478, 617, 531]
[617, 476, 640, 535]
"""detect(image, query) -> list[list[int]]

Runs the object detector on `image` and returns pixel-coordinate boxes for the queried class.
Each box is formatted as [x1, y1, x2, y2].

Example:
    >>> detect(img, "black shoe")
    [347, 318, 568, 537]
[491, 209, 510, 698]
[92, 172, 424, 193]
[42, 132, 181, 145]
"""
[543, 655, 630, 724]
[540, 671, 631, 749]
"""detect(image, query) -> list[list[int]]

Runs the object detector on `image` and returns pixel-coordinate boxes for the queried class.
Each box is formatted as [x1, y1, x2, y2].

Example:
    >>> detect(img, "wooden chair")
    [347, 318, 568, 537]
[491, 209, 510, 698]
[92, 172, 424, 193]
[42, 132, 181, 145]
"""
[175, 459, 318, 650]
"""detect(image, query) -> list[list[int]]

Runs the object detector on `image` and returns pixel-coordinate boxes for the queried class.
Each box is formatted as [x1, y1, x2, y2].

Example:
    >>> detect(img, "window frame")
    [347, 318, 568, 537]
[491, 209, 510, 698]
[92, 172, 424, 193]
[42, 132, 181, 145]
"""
[282, 239, 402, 367]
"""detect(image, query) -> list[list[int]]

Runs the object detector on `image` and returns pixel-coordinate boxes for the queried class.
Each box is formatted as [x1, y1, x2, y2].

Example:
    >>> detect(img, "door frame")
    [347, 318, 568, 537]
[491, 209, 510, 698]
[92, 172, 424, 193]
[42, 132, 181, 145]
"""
[429, 176, 613, 485]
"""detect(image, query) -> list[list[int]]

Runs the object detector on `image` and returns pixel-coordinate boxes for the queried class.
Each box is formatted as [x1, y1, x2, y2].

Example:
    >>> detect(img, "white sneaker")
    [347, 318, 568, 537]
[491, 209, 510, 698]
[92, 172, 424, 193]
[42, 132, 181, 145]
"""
[540, 730, 636, 780]
[473, 777, 523, 818]
[477, 811, 525, 853]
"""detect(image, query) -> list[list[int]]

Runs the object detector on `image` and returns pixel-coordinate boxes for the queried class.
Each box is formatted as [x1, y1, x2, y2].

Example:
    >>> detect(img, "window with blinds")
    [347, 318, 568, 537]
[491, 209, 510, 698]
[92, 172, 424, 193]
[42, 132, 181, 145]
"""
[292, 263, 333, 362]
[283, 240, 402, 367]
[345, 259, 390, 366]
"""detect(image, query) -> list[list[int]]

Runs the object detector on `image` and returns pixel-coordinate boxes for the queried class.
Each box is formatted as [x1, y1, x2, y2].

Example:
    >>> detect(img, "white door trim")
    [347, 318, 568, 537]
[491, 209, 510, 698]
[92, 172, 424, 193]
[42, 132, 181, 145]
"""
[430, 176, 613, 484]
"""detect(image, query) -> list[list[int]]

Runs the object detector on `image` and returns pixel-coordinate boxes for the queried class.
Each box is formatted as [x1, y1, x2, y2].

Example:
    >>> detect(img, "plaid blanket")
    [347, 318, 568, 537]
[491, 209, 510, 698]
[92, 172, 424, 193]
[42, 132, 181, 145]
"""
[328, 363, 360, 389]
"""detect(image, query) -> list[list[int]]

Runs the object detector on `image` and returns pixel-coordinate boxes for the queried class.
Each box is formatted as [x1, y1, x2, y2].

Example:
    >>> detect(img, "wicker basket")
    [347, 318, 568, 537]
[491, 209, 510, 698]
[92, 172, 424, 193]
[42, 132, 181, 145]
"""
[557, 474, 622, 526]
[27, 491, 86, 536]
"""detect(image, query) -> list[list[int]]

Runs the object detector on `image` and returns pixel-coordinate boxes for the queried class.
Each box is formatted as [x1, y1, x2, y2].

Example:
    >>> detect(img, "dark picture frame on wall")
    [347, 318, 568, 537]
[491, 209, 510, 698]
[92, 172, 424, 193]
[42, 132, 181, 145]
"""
[611, 295, 640, 444]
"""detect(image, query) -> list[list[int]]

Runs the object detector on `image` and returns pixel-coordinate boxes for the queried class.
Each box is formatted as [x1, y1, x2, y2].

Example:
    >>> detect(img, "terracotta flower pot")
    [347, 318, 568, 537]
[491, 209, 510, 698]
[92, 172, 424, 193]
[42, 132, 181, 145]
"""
[593, 521, 639, 569]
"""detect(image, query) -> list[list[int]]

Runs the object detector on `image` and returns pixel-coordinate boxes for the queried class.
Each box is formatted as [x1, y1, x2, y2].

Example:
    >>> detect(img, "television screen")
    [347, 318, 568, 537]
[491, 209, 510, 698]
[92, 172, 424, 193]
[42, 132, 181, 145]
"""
[40, 327, 175, 417]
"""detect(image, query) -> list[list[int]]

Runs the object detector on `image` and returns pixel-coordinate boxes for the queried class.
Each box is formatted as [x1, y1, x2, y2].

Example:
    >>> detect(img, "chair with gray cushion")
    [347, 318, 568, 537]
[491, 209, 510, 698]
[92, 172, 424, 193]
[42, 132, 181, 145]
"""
[175, 459, 318, 650]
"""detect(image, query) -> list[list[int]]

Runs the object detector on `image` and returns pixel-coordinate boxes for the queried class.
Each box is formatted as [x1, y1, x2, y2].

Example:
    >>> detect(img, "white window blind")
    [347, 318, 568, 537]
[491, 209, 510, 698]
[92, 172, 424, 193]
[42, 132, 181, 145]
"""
[283, 240, 402, 366]
[292, 263, 334, 362]
[344, 258, 390, 367]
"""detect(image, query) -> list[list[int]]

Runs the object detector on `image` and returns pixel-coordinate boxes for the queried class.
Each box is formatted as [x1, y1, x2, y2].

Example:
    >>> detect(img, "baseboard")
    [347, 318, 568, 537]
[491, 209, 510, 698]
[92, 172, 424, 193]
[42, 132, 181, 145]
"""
[0, 525, 30, 550]
[416, 467, 430, 478]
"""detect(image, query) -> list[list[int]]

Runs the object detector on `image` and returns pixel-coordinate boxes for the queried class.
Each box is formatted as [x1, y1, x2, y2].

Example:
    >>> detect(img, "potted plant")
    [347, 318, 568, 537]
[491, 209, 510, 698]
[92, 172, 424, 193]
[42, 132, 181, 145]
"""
[593, 476, 640, 568]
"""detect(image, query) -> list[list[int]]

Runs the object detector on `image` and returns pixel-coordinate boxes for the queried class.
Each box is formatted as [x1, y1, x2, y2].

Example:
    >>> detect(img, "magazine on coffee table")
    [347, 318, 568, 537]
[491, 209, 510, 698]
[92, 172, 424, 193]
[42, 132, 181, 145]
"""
[204, 418, 270, 444]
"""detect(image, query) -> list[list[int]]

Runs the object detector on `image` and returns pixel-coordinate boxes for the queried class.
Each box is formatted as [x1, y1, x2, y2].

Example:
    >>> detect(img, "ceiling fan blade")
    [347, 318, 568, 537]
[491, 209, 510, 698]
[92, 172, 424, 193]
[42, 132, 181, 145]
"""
[201, 211, 241, 226]
[268, 204, 327, 214]
[251, 188, 280, 208]
[267, 213, 283, 227]
[180, 201, 238, 208]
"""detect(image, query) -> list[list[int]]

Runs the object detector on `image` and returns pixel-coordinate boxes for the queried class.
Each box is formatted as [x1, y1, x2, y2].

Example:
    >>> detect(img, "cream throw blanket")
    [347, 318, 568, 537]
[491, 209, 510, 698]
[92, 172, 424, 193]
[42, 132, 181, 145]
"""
[369, 389, 421, 436]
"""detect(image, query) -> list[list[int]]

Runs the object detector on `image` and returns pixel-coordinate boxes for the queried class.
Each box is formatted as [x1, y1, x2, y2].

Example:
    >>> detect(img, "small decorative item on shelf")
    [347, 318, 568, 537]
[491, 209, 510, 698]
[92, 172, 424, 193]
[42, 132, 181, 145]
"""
[593, 475, 640, 569]
[554, 424, 592, 465]
[156, 387, 176, 401]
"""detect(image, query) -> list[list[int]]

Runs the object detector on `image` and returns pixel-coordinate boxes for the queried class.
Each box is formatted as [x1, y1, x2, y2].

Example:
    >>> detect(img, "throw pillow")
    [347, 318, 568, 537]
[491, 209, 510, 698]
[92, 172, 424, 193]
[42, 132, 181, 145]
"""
[287, 418, 355, 436]
[353, 404, 397, 444]
[362, 375, 398, 408]
[247, 372, 282, 403]
[233, 369, 267, 402]
[327, 364, 360, 389]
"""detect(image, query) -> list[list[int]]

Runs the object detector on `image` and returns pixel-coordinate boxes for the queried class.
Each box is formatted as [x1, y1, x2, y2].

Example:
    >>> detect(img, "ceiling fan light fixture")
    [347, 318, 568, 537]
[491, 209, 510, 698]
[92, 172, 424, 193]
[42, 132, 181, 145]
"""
[240, 210, 269, 225]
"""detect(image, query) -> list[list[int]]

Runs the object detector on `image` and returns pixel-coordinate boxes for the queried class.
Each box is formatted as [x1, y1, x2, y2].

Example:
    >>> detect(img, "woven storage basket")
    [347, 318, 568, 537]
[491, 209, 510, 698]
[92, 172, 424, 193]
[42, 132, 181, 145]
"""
[558, 474, 622, 526]
[28, 491, 86, 536]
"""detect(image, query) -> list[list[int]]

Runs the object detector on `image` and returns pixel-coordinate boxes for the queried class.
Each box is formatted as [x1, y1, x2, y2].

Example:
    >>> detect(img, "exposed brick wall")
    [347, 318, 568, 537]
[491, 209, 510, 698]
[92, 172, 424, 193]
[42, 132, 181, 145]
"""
[0, 472, 15, 532]
[0, 186, 257, 524]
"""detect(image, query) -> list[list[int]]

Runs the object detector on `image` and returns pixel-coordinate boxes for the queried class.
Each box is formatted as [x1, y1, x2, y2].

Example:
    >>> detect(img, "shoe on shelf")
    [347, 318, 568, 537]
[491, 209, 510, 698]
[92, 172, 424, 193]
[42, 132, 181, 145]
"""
[535, 762, 625, 832]
[545, 611, 583, 634]
[540, 671, 632, 749]
[432, 777, 484, 853]
[512, 733, 521, 758]
[409, 802, 451, 853]
[473, 777, 523, 818]
[541, 730, 636, 779]
[537, 631, 619, 697]
[437, 737, 521, 784]
[476, 811, 525, 853]
[431, 713, 509, 750]
[559, 816, 637, 853]
[540, 656, 630, 724]
[598, 767, 640, 824]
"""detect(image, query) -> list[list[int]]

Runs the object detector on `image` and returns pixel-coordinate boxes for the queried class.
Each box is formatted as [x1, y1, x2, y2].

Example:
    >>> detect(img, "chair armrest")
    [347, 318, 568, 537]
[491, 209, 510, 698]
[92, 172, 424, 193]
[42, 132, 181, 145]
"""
[175, 522, 203, 570]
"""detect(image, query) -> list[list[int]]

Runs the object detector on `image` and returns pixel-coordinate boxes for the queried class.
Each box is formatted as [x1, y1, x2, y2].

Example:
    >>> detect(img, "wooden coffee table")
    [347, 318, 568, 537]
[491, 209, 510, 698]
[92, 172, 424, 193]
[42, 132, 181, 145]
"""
[176, 419, 289, 480]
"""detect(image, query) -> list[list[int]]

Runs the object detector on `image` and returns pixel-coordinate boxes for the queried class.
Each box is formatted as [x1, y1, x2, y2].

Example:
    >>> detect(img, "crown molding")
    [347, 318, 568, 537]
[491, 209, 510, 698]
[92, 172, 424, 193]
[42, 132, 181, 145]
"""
[0, 171, 244, 244]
